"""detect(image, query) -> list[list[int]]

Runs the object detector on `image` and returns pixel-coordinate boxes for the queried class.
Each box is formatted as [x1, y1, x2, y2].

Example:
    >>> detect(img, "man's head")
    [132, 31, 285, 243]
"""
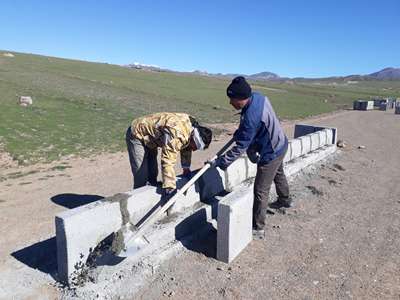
[226, 76, 252, 110]
[190, 126, 212, 151]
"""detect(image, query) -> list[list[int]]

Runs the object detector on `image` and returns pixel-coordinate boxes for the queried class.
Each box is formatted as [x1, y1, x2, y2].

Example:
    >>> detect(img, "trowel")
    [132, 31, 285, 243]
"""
[115, 138, 234, 257]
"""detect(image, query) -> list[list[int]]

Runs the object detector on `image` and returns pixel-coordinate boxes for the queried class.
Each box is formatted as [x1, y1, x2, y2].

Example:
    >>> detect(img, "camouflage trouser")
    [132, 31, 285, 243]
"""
[126, 127, 158, 189]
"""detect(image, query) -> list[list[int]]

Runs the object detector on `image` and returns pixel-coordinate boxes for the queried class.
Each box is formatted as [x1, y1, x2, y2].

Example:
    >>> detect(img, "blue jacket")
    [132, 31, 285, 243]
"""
[219, 92, 287, 169]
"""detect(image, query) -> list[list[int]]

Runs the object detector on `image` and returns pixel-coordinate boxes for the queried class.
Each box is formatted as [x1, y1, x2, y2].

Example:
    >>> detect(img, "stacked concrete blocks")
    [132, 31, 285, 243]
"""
[294, 124, 337, 145]
[284, 144, 337, 177]
[217, 188, 253, 263]
[353, 100, 374, 110]
[367, 101, 375, 110]
[373, 99, 383, 108]
[395, 102, 400, 115]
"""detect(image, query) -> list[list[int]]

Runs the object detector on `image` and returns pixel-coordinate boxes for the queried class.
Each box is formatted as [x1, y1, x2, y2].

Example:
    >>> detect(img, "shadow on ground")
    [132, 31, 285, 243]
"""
[175, 199, 219, 259]
[51, 193, 104, 209]
[11, 237, 58, 280]
[178, 224, 217, 258]
[11, 194, 104, 280]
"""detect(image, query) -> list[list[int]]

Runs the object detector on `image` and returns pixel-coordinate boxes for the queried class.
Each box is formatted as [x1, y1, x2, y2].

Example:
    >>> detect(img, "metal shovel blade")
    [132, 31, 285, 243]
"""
[118, 235, 149, 257]
[112, 225, 150, 257]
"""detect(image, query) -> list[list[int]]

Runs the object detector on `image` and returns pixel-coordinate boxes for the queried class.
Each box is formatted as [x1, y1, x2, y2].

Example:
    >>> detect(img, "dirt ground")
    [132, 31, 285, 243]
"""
[0, 109, 399, 299]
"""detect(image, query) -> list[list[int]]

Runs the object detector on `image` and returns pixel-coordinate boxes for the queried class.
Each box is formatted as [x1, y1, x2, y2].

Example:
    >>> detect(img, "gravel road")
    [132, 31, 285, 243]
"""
[0, 109, 399, 299]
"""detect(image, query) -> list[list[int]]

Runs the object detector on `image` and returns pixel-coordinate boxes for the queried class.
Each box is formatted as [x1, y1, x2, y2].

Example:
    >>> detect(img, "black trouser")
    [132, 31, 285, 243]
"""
[253, 150, 289, 230]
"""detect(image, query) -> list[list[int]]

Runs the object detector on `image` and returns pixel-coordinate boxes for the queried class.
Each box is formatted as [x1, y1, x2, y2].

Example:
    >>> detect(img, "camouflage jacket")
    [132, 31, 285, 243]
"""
[131, 112, 193, 189]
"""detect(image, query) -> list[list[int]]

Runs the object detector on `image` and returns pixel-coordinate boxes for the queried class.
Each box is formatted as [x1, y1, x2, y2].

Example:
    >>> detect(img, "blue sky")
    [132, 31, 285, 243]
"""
[1, 0, 399, 78]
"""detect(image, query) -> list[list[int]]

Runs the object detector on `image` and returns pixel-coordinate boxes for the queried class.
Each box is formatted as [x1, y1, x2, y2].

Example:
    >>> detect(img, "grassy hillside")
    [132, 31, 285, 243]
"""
[0, 50, 399, 164]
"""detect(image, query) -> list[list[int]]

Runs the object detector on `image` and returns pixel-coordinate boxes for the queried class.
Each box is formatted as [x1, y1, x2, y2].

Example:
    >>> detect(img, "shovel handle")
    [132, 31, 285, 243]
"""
[214, 137, 235, 158]
[127, 138, 234, 243]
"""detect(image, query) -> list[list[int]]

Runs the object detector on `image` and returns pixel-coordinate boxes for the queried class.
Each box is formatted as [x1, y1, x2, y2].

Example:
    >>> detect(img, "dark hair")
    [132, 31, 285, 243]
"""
[197, 126, 212, 149]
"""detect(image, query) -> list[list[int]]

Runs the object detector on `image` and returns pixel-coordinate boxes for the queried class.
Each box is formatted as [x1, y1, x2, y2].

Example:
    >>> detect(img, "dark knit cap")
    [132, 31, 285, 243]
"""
[226, 76, 252, 100]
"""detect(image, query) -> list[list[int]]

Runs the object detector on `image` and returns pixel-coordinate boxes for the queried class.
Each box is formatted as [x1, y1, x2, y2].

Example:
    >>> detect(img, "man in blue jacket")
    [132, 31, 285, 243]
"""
[212, 76, 292, 238]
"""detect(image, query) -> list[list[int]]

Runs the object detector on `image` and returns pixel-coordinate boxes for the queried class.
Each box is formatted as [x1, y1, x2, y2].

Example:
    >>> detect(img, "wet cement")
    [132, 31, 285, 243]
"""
[101, 193, 138, 254]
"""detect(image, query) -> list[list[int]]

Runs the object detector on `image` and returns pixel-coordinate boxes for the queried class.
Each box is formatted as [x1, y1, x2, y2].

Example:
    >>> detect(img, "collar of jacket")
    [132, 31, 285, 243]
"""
[240, 93, 254, 114]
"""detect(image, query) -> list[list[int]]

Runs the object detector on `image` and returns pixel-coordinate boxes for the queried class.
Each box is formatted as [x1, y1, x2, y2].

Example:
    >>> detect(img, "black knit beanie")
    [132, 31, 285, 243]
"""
[226, 76, 252, 100]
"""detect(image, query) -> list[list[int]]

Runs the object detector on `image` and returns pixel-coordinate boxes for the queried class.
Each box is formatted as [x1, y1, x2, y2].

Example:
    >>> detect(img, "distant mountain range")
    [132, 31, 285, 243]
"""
[248, 71, 280, 80]
[367, 67, 400, 80]
[125, 64, 400, 81]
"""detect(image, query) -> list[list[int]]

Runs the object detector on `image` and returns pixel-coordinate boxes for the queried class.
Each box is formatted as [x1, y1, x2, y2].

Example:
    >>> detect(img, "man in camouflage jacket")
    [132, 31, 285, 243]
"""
[126, 112, 212, 194]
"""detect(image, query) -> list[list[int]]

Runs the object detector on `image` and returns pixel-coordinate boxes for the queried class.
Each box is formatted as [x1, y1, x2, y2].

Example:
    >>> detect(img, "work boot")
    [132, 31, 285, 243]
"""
[269, 197, 293, 209]
[252, 229, 265, 240]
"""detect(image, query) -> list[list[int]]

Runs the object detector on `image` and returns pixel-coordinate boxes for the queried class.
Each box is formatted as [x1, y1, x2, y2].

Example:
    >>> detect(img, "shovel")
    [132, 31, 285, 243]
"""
[116, 138, 234, 257]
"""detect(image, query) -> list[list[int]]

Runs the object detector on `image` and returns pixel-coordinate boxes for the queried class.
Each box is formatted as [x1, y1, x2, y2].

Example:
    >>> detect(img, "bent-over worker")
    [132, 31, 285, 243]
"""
[126, 112, 212, 195]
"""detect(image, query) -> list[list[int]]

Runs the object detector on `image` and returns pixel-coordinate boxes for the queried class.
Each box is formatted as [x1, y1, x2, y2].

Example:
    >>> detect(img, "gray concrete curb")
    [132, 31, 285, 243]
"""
[56, 124, 338, 284]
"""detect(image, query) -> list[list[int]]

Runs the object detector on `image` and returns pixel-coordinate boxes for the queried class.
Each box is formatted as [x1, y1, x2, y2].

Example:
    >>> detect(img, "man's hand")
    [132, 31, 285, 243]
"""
[162, 187, 176, 198]
[206, 158, 218, 169]
[206, 158, 228, 170]
[247, 148, 260, 164]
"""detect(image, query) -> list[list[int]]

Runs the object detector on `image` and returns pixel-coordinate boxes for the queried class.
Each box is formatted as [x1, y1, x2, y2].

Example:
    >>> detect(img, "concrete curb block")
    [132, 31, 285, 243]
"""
[215, 144, 337, 265]
[283, 142, 292, 163]
[217, 188, 253, 263]
[56, 199, 123, 284]
[56, 179, 199, 283]
[353, 100, 374, 110]
[318, 129, 328, 146]
[310, 132, 320, 151]
[56, 123, 338, 283]
[224, 157, 248, 192]
[290, 138, 302, 160]
[67, 200, 219, 299]
[246, 157, 258, 178]
[298, 135, 312, 156]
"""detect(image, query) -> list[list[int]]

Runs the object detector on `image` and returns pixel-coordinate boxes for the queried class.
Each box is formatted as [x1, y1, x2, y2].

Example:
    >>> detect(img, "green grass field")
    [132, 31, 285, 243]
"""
[1, 50, 399, 164]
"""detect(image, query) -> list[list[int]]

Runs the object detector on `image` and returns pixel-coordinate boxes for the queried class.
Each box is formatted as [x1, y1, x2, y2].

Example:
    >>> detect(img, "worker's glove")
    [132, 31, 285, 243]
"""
[206, 158, 219, 169]
[206, 158, 228, 170]
[247, 148, 260, 164]
[182, 168, 192, 179]
[162, 188, 176, 198]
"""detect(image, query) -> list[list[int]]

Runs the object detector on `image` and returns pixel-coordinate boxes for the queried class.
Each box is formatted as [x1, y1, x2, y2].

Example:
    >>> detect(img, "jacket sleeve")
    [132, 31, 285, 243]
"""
[161, 139, 184, 189]
[219, 109, 259, 169]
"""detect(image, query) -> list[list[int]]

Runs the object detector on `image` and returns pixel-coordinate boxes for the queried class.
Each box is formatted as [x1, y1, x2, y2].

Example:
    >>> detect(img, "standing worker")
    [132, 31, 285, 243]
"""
[126, 112, 212, 195]
[210, 76, 292, 238]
